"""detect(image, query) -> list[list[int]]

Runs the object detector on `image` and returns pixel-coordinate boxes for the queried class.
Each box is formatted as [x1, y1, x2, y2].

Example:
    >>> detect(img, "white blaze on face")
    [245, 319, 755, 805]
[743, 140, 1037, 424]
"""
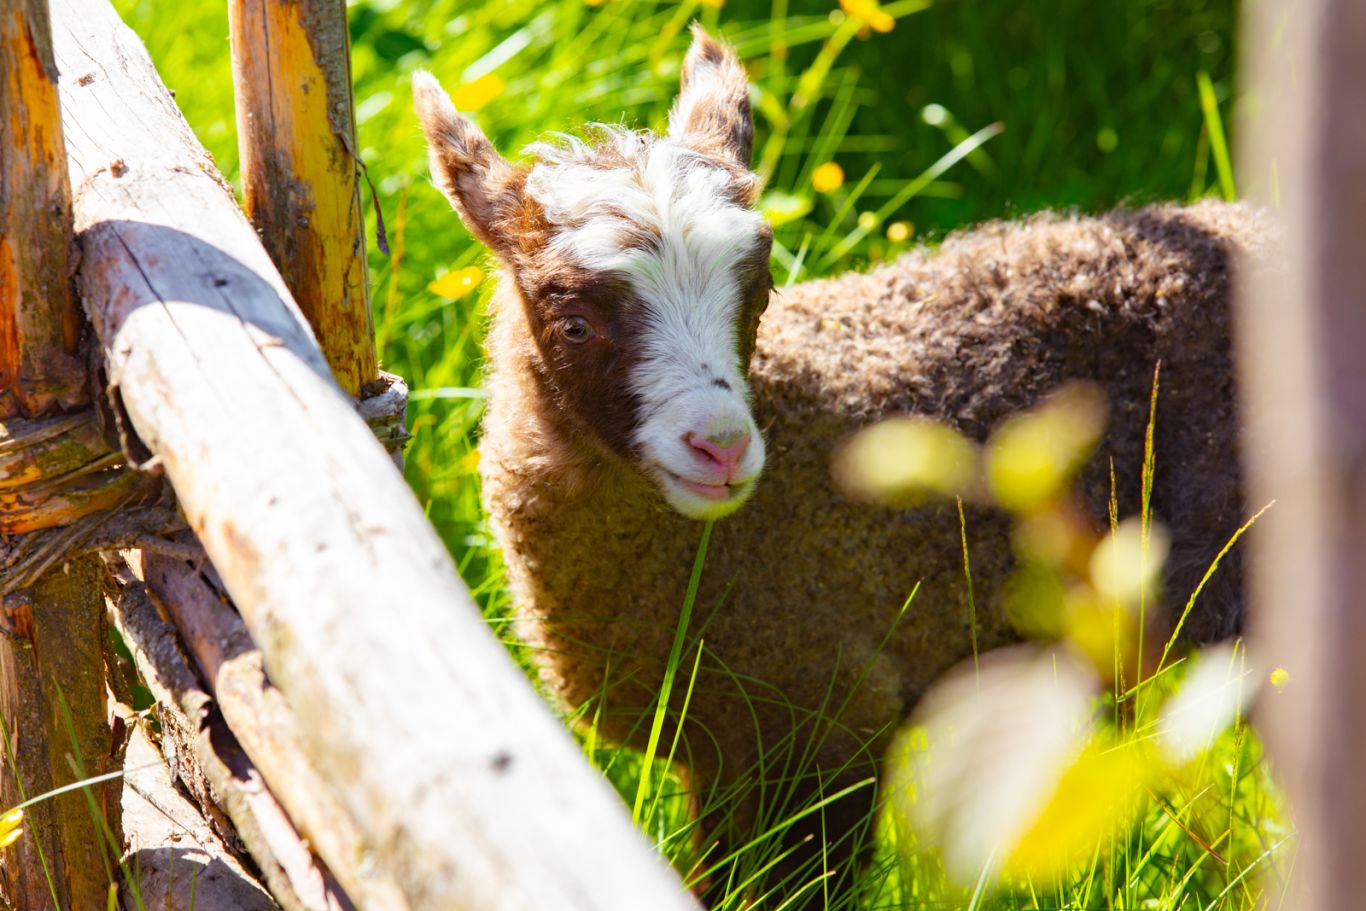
[526, 131, 768, 520]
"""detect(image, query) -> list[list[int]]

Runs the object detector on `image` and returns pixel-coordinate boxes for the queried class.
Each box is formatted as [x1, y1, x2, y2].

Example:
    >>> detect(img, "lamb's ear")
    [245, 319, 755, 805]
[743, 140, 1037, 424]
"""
[668, 25, 754, 168]
[413, 71, 525, 258]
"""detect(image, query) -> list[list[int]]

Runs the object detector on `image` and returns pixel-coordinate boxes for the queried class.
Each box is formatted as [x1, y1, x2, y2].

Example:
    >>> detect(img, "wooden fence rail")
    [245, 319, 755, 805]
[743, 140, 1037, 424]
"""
[45, 0, 700, 907]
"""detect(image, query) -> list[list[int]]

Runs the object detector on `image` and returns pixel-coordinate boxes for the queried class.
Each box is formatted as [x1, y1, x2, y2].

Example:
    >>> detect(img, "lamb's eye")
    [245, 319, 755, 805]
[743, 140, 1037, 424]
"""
[561, 316, 596, 344]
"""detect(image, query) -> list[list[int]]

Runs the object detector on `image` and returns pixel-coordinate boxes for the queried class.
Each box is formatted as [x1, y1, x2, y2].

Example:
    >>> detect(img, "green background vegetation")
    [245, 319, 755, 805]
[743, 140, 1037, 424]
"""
[106, 1, 1285, 908]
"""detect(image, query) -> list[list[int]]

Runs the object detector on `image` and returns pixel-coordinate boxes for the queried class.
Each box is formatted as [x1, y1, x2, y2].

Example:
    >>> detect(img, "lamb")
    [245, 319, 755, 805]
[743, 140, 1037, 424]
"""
[413, 27, 1267, 908]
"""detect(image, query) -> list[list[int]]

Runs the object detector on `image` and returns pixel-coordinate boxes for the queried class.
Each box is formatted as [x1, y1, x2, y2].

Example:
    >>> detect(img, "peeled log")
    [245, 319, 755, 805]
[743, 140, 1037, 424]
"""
[51, 1, 698, 908]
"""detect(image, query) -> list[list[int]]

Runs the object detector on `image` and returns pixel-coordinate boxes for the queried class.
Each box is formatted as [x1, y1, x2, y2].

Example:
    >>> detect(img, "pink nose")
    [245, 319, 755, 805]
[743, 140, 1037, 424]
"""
[686, 431, 751, 482]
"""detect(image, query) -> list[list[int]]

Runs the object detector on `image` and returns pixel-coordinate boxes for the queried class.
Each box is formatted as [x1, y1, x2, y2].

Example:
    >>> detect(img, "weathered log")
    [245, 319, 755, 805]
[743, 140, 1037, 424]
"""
[121, 722, 280, 911]
[0, 555, 113, 908]
[1, 2, 117, 906]
[106, 560, 350, 911]
[52, 1, 698, 908]
[1238, 0, 1366, 907]
[141, 548, 411, 911]
[228, 0, 377, 397]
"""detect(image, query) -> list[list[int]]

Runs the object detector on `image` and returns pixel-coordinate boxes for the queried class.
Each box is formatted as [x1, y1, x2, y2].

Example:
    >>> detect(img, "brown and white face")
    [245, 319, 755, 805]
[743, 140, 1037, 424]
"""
[414, 27, 772, 521]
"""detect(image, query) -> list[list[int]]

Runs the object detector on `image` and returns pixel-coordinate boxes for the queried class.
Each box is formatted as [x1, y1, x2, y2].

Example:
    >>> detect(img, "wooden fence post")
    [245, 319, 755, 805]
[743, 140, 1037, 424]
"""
[1237, 0, 1366, 906]
[52, 1, 699, 906]
[228, 0, 378, 398]
[0, 1, 119, 907]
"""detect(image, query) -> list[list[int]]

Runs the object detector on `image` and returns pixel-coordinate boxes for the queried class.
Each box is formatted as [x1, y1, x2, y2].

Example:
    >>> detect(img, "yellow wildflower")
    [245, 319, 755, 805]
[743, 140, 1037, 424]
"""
[428, 266, 486, 299]
[1270, 667, 1290, 691]
[886, 221, 912, 243]
[840, 0, 895, 34]
[451, 74, 505, 112]
[811, 161, 845, 193]
[0, 808, 24, 850]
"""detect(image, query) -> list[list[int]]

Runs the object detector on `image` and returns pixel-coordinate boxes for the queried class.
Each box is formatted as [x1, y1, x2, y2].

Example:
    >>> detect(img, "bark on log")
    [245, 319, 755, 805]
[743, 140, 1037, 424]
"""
[1, 3, 116, 907]
[140, 548, 410, 911]
[0, 0, 84, 419]
[121, 723, 280, 911]
[228, 0, 377, 397]
[106, 562, 350, 911]
[0, 555, 113, 910]
[52, 1, 698, 908]
[1238, 0, 1366, 907]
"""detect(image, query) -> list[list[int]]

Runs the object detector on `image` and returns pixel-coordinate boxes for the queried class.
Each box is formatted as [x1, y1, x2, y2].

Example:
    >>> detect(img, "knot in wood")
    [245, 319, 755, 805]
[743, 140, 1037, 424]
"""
[358, 370, 411, 457]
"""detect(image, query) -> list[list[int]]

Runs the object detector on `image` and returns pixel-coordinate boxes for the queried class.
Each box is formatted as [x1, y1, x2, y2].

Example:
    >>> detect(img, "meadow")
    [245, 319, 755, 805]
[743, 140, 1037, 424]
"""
[106, 0, 1289, 907]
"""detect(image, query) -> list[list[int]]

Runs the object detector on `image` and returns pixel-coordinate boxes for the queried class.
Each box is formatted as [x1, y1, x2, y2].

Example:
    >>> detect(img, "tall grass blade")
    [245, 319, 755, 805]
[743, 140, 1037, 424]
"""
[633, 521, 713, 824]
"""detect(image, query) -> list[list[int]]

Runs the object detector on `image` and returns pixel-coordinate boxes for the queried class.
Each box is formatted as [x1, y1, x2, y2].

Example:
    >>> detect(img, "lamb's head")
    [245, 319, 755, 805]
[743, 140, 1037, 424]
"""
[414, 27, 771, 521]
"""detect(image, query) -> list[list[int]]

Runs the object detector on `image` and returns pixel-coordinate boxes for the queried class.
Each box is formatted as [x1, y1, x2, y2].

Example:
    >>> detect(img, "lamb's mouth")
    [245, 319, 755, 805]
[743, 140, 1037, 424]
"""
[654, 466, 756, 519]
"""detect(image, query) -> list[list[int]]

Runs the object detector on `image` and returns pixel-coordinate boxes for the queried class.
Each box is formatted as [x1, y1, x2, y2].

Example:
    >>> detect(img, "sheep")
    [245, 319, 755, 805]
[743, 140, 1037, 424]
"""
[413, 27, 1269, 908]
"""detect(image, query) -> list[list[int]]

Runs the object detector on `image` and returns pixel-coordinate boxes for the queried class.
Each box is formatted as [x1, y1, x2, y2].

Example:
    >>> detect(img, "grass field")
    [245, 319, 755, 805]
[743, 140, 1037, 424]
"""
[105, 0, 1290, 907]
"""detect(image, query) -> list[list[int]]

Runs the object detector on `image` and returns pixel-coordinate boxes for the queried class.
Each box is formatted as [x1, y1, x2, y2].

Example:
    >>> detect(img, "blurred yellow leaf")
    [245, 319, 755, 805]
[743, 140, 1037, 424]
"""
[811, 161, 845, 193]
[0, 808, 24, 850]
[759, 191, 813, 226]
[1157, 643, 1256, 765]
[451, 73, 505, 111]
[1003, 561, 1067, 641]
[428, 266, 486, 299]
[1063, 583, 1135, 677]
[1003, 738, 1153, 881]
[840, 0, 895, 33]
[985, 383, 1107, 513]
[1012, 508, 1087, 568]
[1089, 517, 1169, 607]
[890, 647, 1096, 882]
[833, 417, 979, 503]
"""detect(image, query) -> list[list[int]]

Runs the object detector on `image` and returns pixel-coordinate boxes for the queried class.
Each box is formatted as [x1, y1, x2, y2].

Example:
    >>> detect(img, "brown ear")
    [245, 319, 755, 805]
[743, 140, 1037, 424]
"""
[413, 71, 526, 258]
[667, 25, 754, 168]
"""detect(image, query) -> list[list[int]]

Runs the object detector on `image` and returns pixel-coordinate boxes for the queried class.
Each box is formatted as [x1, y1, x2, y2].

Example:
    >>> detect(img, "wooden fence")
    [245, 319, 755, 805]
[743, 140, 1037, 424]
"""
[4, 0, 1362, 907]
[0, 0, 697, 908]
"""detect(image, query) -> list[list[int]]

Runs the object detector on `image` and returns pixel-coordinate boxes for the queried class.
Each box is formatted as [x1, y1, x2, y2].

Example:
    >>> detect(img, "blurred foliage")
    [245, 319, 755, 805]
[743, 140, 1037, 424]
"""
[843, 381, 1287, 904]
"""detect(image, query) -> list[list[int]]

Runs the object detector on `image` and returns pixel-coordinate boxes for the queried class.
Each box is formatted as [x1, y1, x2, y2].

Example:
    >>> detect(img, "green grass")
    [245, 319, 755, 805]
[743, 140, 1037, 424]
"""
[100, 0, 1286, 908]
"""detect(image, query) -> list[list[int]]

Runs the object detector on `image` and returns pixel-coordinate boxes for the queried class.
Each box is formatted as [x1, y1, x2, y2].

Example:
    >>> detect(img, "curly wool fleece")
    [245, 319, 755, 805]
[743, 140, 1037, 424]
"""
[479, 198, 1270, 893]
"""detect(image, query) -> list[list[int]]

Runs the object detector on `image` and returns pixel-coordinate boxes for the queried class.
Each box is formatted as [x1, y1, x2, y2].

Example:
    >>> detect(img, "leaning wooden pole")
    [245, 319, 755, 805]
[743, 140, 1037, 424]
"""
[0, 1, 119, 907]
[52, 1, 698, 907]
[228, 0, 377, 398]
[1237, 0, 1366, 906]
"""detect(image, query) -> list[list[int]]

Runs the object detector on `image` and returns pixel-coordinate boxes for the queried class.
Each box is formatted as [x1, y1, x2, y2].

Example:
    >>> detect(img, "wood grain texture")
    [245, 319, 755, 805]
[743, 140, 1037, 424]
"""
[52, 1, 698, 907]
[228, 0, 376, 397]
[0, 4, 115, 907]
[0, 0, 85, 418]
[107, 563, 349, 911]
[142, 549, 411, 911]
[1237, 0, 1366, 906]
[0, 555, 114, 911]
